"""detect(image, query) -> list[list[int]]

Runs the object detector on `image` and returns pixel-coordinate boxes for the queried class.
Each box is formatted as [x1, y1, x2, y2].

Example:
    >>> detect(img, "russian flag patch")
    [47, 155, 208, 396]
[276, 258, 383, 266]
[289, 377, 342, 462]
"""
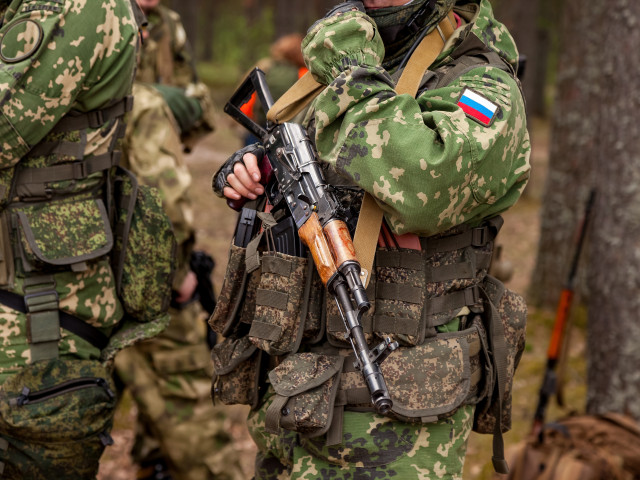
[457, 88, 500, 127]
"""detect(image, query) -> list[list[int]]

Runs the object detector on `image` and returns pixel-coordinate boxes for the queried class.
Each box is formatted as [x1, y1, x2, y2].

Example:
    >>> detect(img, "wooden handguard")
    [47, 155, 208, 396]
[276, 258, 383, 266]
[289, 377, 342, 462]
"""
[298, 212, 338, 286]
[323, 219, 358, 268]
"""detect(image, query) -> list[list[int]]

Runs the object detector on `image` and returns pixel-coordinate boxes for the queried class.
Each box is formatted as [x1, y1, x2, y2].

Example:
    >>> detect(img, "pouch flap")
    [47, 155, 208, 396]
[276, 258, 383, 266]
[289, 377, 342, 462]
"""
[269, 353, 344, 398]
[386, 326, 477, 420]
[17, 197, 113, 266]
[211, 336, 258, 376]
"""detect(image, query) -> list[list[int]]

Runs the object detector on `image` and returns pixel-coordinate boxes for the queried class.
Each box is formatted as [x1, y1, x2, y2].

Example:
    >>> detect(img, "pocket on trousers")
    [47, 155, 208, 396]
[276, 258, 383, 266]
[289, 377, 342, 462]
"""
[266, 352, 344, 438]
[211, 336, 263, 410]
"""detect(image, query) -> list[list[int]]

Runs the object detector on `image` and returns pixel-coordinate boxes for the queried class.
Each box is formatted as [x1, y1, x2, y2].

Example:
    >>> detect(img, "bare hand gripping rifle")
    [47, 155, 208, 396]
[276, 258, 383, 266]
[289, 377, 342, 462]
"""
[224, 68, 398, 414]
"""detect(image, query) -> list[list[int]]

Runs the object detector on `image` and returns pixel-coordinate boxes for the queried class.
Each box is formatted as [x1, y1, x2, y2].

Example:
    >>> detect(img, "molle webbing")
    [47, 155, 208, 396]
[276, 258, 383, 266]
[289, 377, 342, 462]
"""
[44, 96, 134, 134]
[15, 96, 134, 200]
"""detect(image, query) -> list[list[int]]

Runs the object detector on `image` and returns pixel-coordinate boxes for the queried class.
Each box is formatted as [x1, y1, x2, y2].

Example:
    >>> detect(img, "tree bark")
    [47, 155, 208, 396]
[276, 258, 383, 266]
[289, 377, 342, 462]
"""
[531, 0, 640, 420]
[528, 0, 596, 309]
[584, 1, 640, 420]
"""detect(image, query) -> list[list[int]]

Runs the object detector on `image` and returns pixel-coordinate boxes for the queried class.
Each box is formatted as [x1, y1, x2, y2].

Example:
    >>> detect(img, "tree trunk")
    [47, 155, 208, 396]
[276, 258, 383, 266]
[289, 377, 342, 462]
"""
[528, 0, 596, 309]
[584, 1, 640, 420]
[531, 0, 640, 420]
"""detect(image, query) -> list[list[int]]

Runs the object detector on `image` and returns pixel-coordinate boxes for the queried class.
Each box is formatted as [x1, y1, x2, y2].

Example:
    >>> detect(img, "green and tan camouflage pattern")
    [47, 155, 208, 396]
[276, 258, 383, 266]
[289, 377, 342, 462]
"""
[122, 83, 194, 288]
[115, 303, 245, 480]
[250, 253, 309, 355]
[474, 284, 527, 434]
[120, 28, 232, 478]
[17, 196, 111, 265]
[340, 324, 483, 421]
[211, 336, 261, 408]
[0, 0, 141, 380]
[268, 353, 343, 437]
[302, 0, 530, 236]
[136, 4, 215, 144]
[249, 388, 474, 480]
[208, 244, 248, 335]
[0, 357, 117, 479]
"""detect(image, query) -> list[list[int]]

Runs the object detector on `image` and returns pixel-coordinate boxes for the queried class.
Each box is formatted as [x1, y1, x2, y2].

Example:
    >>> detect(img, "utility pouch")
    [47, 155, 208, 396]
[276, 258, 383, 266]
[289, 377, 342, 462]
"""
[13, 196, 113, 272]
[0, 358, 117, 478]
[208, 244, 249, 336]
[372, 248, 426, 347]
[339, 319, 490, 423]
[301, 268, 325, 344]
[265, 352, 344, 437]
[211, 336, 263, 410]
[248, 252, 312, 356]
[112, 167, 176, 323]
[0, 210, 14, 287]
[473, 278, 527, 435]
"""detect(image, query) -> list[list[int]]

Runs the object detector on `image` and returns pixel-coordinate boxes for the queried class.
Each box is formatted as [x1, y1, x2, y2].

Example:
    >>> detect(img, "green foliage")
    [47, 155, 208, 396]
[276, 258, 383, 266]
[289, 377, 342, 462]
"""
[210, 6, 274, 70]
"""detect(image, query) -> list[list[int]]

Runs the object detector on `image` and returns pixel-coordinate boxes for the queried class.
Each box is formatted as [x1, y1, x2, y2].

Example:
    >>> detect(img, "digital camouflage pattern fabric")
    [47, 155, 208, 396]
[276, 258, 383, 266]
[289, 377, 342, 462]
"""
[0, 0, 166, 476]
[249, 390, 475, 480]
[0, 0, 139, 377]
[242, 0, 529, 478]
[116, 21, 241, 480]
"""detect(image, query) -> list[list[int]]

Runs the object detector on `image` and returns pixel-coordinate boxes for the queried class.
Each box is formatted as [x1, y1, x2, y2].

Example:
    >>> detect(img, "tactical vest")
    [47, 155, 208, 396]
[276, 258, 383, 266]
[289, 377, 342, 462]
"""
[209, 29, 527, 473]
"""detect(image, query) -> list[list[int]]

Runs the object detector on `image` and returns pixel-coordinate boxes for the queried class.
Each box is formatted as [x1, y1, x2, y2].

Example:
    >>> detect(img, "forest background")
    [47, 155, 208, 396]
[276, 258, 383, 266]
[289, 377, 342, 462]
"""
[99, 0, 640, 478]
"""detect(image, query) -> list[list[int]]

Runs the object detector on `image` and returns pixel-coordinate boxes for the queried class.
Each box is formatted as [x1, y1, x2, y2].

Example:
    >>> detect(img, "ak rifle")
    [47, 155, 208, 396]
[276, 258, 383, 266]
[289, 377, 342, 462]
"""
[224, 68, 398, 414]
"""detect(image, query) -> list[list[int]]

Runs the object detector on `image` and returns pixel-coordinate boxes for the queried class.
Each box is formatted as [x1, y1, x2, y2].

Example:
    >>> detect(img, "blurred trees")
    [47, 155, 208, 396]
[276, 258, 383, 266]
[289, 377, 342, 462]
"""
[530, 0, 640, 420]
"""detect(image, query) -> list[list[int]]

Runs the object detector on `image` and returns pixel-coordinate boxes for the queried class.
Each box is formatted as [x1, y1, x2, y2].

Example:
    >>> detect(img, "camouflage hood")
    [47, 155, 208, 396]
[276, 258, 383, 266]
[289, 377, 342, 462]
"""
[441, 0, 520, 71]
[366, 0, 456, 70]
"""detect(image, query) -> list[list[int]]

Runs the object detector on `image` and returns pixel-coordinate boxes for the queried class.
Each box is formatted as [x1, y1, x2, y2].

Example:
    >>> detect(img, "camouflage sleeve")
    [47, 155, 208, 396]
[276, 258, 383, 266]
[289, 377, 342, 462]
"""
[302, 11, 531, 236]
[167, 9, 216, 137]
[0, 0, 138, 168]
[124, 84, 195, 248]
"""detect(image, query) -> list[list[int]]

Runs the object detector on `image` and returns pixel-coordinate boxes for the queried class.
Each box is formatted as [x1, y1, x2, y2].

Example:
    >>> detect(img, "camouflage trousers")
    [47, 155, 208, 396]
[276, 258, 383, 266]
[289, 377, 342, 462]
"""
[248, 388, 475, 480]
[114, 302, 243, 480]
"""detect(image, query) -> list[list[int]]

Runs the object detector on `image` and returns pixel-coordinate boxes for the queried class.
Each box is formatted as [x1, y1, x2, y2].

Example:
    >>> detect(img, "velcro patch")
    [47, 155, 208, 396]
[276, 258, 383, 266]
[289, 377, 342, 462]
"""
[0, 19, 44, 64]
[456, 88, 500, 127]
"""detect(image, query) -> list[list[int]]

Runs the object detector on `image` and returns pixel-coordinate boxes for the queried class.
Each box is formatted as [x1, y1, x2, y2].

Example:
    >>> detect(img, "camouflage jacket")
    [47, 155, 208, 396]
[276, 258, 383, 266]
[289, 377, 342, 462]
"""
[136, 4, 215, 145]
[302, 0, 531, 236]
[0, 0, 144, 381]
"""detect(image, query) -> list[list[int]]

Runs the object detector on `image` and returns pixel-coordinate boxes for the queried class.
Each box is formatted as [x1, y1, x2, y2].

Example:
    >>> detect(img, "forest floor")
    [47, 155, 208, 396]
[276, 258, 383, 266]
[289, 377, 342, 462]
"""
[98, 108, 588, 479]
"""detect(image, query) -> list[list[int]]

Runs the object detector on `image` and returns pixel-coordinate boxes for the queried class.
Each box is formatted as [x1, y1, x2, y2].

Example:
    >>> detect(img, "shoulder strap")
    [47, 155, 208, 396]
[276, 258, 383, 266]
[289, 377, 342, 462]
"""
[354, 11, 455, 287]
[265, 12, 456, 287]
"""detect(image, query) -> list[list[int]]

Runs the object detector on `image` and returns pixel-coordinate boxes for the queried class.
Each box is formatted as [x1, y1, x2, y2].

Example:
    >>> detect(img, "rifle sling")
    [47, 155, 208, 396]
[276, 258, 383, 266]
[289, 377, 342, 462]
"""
[266, 12, 456, 287]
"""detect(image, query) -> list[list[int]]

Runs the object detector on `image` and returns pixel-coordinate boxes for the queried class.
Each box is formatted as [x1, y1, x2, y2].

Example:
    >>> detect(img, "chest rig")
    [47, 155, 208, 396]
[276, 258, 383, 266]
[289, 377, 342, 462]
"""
[211, 19, 525, 476]
[0, 96, 133, 362]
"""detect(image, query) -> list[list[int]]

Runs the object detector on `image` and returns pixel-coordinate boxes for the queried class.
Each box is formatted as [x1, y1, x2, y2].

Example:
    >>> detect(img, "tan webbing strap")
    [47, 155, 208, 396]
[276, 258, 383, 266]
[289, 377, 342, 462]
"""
[265, 12, 457, 286]
[355, 11, 456, 287]
[266, 71, 325, 124]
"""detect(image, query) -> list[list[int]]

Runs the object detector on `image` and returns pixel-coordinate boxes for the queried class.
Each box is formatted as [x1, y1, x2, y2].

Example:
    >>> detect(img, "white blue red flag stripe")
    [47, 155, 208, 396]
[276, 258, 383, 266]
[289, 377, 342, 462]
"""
[457, 88, 499, 127]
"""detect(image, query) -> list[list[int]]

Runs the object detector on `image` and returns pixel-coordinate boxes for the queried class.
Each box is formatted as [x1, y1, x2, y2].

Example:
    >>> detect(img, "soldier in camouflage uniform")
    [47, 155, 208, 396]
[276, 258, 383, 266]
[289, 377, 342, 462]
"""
[113, 1, 241, 480]
[0, 0, 179, 478]
[212, 0, 529, 479]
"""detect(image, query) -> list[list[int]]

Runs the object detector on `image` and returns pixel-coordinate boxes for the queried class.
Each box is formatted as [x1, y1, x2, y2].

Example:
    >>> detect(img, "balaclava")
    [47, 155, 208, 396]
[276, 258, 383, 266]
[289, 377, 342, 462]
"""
[366, 0, 456, 70]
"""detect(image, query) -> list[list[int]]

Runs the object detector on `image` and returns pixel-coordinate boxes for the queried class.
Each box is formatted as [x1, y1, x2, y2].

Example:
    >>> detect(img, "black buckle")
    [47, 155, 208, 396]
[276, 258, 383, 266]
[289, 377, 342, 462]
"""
[88, 109, 105, 128]
[471, 227, 488, 247]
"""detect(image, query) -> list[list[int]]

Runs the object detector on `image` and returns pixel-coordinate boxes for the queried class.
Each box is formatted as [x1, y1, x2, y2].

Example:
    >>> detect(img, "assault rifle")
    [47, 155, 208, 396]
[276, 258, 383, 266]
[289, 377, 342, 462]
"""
[531, 190, 596, 438]
[224, 68, 398, 414]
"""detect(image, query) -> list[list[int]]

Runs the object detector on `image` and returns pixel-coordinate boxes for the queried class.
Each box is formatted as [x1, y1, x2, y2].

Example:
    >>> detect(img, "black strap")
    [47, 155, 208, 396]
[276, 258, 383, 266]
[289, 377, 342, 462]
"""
[0, 289, 109, 350]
